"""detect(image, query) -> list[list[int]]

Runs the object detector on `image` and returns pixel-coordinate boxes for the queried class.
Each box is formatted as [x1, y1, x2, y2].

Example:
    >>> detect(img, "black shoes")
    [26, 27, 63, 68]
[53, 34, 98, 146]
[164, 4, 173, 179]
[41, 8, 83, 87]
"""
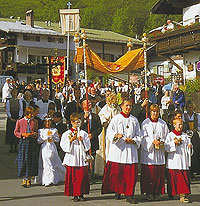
[73, 195, 85, 202]
[79, 195, 85, 201]
[73, 196, 79, 202]
[126, 196, 137, 204]
[114, 193, 121, 200]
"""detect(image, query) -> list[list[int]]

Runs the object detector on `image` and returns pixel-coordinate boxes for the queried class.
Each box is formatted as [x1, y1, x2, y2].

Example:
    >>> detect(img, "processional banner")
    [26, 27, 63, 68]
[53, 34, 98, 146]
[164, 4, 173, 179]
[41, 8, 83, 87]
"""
[51, 56, 65, 84]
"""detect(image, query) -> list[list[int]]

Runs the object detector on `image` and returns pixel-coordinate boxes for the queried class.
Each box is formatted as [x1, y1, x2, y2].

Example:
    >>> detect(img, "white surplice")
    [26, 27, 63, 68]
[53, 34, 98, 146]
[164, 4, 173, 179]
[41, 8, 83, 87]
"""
[165, 132, 193, 170]
[60, 130, 91, 167]
[141, 118, 169, 165]
[37, 128, 65, 186]
[95, 104, 121, 175]
[106, 113, 141, 164]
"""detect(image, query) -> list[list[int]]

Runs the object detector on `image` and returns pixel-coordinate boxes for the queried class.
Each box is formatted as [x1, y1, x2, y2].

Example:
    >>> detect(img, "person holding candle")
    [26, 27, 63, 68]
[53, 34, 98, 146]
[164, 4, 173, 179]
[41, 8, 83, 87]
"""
[165, 118, 192, 203]
[101, 98, 141, 204]
[60, 113, 91, 202]
[37, 118, 65, 187]
[14, 106, 38, 187]
[140, 104, 169, 201]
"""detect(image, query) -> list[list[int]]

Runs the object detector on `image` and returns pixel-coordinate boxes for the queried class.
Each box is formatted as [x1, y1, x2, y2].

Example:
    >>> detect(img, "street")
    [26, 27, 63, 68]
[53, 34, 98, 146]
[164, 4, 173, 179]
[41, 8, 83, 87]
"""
[0, 103, 200, 206]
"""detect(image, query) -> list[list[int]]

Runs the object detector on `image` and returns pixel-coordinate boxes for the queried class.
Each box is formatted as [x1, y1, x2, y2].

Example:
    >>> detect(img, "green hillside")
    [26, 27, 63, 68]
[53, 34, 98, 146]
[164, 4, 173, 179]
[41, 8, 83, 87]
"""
[0, 0, 181, 37]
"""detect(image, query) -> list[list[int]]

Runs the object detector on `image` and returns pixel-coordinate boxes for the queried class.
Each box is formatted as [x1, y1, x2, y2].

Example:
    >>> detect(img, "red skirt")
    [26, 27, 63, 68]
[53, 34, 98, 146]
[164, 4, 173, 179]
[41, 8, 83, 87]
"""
[64, 166, 90, 196]
[167, 169, 190, 196]
[141, 164, 165, 195]
[101, 161, 138, 196]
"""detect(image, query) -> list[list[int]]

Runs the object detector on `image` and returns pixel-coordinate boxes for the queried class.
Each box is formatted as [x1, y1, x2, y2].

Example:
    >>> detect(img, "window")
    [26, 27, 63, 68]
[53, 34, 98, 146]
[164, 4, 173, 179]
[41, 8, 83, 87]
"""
[48, 37, 64, 43]
[23, 35, 40, 42]
[58, 38, 64, 43]
[36, 56, 41, 64]
[23, 35, 28, 40]
[42, 56, 47, 64]
[28, 55, 36, 64]
[98, 53, 115, 61]
[36, 36, 40, 42]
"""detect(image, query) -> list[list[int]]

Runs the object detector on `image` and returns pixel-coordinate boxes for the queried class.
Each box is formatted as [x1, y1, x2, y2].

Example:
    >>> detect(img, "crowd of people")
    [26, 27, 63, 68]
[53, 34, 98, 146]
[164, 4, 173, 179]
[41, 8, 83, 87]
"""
[2, 77, 200, 204]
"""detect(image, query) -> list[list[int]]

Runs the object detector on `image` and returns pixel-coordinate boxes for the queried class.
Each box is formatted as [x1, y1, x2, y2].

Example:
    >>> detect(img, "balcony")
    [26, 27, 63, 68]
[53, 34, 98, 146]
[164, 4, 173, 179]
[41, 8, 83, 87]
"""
[16, 63, 47, 74]
[149, 23, 200, 55]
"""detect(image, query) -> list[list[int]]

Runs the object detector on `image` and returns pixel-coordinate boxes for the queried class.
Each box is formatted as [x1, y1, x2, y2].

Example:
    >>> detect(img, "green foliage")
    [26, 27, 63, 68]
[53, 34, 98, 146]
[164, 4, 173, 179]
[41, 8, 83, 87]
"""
[0, 0, 183, 37]
[185, 77, 200, 93]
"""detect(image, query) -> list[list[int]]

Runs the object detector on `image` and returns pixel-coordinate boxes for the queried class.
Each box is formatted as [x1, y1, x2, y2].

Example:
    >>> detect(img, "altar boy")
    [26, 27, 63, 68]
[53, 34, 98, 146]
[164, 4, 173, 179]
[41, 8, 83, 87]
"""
[165, 118, 192, 203]
[60, 113, 91, 202]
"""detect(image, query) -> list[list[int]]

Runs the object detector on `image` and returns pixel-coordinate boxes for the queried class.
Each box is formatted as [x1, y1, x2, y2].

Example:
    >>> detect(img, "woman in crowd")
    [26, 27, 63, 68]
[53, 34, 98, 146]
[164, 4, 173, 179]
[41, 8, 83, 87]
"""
[183, 100, 200, 178]
[22, 90, 35, 115]
[5, 88, 23, 153]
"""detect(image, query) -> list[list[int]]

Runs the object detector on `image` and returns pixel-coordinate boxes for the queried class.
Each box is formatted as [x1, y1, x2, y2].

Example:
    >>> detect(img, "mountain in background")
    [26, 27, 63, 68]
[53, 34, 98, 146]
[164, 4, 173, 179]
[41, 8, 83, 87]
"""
[0, 0, 181, 38]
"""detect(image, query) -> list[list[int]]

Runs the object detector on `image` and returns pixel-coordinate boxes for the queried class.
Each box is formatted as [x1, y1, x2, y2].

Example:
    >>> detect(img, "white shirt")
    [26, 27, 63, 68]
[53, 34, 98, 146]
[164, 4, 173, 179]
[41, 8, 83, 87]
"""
[165, 131, 192, 170]
[35, 99, 53, 119]
[98, 104, 121, 124]
[2, 82, 12, 102]
[141, 118, 169, 165]
[161, 96, 171, 110]
[106, 113, 141, 164]
[60, 129, 91, 167]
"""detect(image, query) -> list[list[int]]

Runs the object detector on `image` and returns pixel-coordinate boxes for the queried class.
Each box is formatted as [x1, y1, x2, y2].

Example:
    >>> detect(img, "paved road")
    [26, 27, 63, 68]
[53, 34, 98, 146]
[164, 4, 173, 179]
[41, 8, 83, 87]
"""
[0, 103, 200, 206]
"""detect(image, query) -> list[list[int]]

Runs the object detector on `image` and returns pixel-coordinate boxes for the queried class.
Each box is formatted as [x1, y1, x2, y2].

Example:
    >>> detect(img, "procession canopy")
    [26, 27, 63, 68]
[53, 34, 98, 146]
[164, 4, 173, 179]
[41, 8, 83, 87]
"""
[74, 46, 144, 74]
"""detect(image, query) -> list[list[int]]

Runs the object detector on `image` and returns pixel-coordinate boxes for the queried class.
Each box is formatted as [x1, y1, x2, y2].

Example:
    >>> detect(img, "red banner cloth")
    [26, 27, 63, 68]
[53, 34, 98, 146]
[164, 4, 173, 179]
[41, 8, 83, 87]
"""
[101, 161, 138, 196]
[51, 56, 65, 84]
[64, 165, 90, 196]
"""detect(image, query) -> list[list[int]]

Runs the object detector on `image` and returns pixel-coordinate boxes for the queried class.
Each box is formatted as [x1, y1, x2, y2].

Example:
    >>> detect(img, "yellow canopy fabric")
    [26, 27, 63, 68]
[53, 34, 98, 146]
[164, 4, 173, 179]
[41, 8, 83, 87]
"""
[74, 46, 144, 74]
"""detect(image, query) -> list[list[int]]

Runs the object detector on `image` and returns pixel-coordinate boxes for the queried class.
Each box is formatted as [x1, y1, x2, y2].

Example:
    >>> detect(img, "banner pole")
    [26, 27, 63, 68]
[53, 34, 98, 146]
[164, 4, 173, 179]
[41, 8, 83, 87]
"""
[142, 33, 148, 118]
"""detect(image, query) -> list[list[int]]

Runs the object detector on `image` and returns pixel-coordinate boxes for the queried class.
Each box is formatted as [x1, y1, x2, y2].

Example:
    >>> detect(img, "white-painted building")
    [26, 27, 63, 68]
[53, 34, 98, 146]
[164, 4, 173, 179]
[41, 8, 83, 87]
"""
[0, 10, 142, 83]
[150, 0, 200, 81]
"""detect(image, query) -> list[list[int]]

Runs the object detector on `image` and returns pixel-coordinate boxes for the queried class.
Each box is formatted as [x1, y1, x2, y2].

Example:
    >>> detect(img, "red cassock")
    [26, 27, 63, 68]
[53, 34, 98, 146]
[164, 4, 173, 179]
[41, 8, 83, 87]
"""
[140, 164, 165, 195]
[167, 169, 190, 196]
[101, 161, 138, 196]
[64, 166, 90, 196]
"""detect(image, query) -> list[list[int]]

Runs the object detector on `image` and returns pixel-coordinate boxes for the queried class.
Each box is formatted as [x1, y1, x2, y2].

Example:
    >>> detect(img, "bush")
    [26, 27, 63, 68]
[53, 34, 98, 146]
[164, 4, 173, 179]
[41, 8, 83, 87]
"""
[185, 77, 200, 93]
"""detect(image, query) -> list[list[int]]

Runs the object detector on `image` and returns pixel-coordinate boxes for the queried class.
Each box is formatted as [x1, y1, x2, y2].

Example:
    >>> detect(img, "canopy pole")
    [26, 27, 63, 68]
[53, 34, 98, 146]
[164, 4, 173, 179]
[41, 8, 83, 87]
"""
[142, 33, 148, 118]
[81, 29, 92, 170]
[127, 39, 133, 97]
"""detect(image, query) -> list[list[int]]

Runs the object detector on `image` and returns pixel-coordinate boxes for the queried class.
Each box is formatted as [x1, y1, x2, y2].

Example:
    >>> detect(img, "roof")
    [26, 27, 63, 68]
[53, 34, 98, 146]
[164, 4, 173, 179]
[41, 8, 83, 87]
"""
[151, 0, 200, 14]
[0, 18, 142, 45]
[0, 19, 61, 36]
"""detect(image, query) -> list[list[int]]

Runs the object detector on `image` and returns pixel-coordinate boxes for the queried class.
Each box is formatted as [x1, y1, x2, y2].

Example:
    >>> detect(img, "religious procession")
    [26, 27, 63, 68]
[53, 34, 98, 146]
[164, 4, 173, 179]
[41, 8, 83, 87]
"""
[1, 0, 200, 205]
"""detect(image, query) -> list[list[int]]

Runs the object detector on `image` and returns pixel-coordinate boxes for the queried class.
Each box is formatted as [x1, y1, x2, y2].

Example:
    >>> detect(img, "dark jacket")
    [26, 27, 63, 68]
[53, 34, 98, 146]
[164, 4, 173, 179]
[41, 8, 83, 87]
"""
[79, 112, 102, 153]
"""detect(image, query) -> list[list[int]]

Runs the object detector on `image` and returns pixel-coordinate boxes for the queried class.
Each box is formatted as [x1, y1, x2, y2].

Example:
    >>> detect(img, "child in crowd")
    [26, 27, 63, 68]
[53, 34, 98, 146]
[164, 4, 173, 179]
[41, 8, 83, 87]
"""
[53, 112, 68, 160]
[165, 118, 192, 203]
[37, 118, 65, 187]
[14, 106, 39, 187]
[32, 105, 43, 129]
[60, 113, 91, 202]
